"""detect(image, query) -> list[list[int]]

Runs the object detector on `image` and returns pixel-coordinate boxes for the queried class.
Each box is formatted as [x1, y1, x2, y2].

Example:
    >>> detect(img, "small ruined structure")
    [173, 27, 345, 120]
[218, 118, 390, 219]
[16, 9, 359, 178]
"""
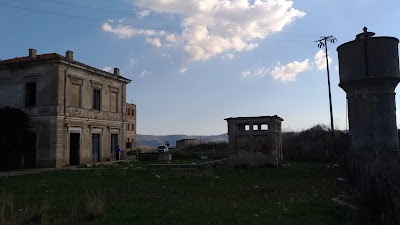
[0, 49, 134, 168]
[337, 28, 400, 154]
[225, 115, 283, 166]
[176, 139, 199, 149]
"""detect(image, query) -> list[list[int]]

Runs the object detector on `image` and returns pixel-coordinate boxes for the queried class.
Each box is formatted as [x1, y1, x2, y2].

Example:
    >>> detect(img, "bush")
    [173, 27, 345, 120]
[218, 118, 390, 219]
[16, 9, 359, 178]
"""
[175, 142, 228, 159]
[283, 124, 348, 162]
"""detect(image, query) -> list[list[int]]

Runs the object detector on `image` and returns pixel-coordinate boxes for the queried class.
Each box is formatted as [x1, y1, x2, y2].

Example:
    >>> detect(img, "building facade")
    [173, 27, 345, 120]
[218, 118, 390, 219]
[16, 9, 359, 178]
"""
[125, 103, 137, 150]
[225, 115, 283, 166]
[0, 49, 132, 168]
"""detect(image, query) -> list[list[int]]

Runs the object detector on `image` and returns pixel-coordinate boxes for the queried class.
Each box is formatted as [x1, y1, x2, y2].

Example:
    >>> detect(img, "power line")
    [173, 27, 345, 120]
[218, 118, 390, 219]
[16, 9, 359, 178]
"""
[0, 2, 315, 43]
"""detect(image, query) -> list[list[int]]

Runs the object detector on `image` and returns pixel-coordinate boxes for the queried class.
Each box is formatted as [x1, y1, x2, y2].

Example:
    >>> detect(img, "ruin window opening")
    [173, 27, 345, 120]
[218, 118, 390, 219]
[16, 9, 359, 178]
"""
[25, 82, 36, 107]
[253, 125, 258, 131]
[93, 88, 101, 110]
[110, 92, 118, 113]
[70, 83, 81, 107]
[261, 124, 269, 130]
[245, 124, 250, 131]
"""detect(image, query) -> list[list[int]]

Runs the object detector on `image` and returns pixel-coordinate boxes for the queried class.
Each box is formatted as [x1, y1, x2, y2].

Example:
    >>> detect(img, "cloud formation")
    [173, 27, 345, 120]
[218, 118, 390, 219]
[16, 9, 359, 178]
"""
[241, 67, 270, 78]
[102, 66, 113, 72]
[314, 50, 332, 70]
[140, 70, 152, 77]
[242, 49, 335, 82]
[102, 0, 305, 62]
[270, 59, 311, 82]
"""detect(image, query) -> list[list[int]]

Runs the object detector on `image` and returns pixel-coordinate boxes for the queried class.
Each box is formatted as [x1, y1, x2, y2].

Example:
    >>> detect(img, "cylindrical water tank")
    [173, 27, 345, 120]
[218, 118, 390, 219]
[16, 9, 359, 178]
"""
[337, 28, 400, 152]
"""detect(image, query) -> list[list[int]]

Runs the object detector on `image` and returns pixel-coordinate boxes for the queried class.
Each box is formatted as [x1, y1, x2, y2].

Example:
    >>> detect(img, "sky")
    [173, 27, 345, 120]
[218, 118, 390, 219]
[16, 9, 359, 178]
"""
[1, 0, 400, 135]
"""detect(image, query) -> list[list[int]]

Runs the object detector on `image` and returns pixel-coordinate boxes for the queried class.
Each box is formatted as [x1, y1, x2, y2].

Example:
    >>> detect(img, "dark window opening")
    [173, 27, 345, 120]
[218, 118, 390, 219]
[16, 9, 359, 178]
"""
[69, 133, 80, 165]
[92, 133, 101, 163]
[25, 82, 36, 107]
[93, 89, 101, 110]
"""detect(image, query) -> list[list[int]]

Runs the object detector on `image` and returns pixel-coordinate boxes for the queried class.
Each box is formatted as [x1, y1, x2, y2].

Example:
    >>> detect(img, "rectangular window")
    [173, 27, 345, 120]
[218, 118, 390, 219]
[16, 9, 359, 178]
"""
[71, 83, 81, 107]
[25, 82, 36, 107]
[93, 89, 101, 110]
[131, 124, 134, 131]
[132, 109, 135, 117]
[110, 92, 118, 112]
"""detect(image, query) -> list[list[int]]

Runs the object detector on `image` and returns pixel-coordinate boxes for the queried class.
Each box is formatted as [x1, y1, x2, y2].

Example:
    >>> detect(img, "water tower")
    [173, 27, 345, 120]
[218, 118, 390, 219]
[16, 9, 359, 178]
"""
[337, 27, 400, 153]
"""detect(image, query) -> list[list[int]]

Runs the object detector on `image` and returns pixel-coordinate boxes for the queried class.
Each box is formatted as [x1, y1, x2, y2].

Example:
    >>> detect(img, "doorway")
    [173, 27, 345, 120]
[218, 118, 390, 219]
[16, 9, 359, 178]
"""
[69, 133, 80, 165]
[110, 134, 118, 159]
[24, 132, 37, 168]
[92, 133, 101, 163]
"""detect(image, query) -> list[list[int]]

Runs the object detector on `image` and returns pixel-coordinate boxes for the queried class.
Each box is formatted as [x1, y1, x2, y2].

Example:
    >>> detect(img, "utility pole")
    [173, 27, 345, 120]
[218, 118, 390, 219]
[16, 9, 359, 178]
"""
[316, 35, 337, 136]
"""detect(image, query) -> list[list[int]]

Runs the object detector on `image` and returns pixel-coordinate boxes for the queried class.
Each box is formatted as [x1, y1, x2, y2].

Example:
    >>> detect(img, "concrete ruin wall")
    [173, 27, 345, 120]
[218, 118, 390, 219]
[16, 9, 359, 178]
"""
[225, 115, 283, 167]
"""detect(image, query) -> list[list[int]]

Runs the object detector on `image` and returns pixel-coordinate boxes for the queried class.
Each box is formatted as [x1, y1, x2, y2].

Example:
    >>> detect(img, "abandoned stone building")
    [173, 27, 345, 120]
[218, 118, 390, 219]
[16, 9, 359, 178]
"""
[125, 103, 137, 150]
[176, 139, 199, 149]
[0, 49, 135, 168]
[225, 115, 283, 166]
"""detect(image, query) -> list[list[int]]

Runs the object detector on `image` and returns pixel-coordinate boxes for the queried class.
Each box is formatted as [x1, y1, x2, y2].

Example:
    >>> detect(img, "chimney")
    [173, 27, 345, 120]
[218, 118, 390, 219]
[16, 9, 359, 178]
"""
[29, 49, 37, 58]
[114, 68, 120, 76]
[66, 50, 74, 61]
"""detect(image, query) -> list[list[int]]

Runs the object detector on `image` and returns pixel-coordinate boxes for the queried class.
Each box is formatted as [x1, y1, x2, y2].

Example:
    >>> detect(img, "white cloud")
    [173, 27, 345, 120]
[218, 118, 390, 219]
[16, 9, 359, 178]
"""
[314, 50, 332, 70]
[130, 59, 136, 65]
[241, 70, 251, 78]
[241, 67, 269, 78]
[102, 23, 136, 39]
[139, 10, 150, 17]
[102, 22, 166, 40]
[140, 70, 152, 77]
[165, 34, 177, 43]
[102, 66, 113, 72]
[221, 53, 235, 60]
[103, 0, 305, 62]
[270, 59, 311, 82]
[146, 37, 162, 47]
[179, 67, 187, 74]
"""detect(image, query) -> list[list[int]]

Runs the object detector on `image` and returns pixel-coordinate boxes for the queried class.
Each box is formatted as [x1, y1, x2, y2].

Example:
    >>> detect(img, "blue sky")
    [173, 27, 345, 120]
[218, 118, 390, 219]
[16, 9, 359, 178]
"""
[1, 0, 400, 135]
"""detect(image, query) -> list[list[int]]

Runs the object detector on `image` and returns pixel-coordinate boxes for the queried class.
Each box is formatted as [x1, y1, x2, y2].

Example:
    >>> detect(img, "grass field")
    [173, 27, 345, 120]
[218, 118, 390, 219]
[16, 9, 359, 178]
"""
[0, 161, 350, 225]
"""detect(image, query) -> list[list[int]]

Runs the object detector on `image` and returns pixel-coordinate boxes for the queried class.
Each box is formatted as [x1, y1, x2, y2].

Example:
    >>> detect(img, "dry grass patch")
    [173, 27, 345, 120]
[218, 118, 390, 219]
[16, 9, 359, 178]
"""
[85, 190, 105, 219]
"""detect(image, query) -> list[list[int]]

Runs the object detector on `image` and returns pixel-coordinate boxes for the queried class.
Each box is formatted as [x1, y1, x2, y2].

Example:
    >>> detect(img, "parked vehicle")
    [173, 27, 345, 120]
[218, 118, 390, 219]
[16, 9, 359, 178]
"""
[156, 145, 169, 153]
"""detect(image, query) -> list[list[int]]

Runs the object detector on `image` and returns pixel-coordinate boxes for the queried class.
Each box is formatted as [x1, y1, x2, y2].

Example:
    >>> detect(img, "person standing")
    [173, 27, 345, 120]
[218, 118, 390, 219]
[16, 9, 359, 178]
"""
[115, 145, 121, 160]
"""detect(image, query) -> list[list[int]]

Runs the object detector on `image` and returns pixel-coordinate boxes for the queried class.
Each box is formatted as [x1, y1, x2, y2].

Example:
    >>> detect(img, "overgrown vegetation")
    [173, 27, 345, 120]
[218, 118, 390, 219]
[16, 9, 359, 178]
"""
[172, 142, 228, 159]
[283, 124, 348, 162]
[85, 190, 105, 219]
[0, 161, 350, 225]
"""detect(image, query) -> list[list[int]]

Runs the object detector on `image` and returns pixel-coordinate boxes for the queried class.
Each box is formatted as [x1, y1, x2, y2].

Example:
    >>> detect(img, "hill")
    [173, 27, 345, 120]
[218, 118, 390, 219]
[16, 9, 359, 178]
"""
[137, 134, 228, 148]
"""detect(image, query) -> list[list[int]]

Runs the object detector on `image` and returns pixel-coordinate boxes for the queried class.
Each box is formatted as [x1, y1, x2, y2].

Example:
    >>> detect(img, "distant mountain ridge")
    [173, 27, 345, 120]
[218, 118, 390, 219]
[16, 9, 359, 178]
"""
[137, 134, 228, 148]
